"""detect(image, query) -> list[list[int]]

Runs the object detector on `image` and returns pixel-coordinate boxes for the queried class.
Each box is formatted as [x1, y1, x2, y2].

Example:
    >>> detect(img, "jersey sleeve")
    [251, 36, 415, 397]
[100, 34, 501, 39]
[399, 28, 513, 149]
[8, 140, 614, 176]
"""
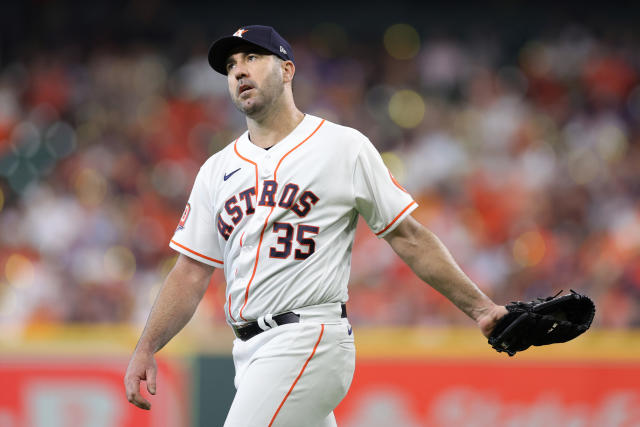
[169, 167, 224, 267]
[353, 138, 418, 238]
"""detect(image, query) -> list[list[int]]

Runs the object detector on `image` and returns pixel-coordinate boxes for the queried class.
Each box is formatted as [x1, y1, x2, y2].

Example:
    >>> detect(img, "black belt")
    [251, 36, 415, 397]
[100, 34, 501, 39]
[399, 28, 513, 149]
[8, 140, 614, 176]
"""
[233, 304, 347, 341]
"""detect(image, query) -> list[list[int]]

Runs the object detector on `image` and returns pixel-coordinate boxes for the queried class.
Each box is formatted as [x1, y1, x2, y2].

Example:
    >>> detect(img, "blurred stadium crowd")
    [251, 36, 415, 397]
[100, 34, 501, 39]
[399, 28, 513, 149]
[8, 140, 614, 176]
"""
[1, 23, 639, 329]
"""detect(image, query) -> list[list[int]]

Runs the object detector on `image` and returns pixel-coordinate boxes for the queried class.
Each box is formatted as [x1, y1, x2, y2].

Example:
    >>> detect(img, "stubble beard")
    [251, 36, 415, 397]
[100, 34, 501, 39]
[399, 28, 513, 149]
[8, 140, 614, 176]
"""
[232, 68, 284, 120]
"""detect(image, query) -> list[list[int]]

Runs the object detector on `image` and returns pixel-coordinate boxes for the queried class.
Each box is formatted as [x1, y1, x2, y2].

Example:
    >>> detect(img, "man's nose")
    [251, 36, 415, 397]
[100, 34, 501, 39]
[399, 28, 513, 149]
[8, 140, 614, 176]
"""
[231, 61, 249, 79]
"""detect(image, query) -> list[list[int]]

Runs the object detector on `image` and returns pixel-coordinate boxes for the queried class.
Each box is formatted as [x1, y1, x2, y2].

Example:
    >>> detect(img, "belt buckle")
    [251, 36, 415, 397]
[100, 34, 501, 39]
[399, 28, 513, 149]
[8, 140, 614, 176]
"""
[232, 324, 248, 340]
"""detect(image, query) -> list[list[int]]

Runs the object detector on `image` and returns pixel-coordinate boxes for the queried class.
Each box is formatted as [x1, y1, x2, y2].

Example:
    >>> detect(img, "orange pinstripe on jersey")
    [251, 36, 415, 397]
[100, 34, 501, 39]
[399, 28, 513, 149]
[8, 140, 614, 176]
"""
[273, 120, 325, 180]
[228, 294, 236, 322]
[232, 136, 258, 320]
[239, 211, 273, 321]
[268, 324, 325, 426]
[237, 119, 325, 321]
[170, 239, 224, 265]
[234, 137, 259, 194]
[375, 200, 417, 236]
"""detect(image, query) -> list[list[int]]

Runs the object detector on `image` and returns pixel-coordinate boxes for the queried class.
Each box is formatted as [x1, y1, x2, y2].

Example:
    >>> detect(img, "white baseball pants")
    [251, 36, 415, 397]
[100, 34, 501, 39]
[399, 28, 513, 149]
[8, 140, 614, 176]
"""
[224, 303, 356, 427]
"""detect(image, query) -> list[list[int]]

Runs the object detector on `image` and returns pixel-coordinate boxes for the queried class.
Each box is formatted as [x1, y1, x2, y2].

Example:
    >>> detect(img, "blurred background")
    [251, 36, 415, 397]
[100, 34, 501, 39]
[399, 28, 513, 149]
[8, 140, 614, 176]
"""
[1, 1, 639, 426]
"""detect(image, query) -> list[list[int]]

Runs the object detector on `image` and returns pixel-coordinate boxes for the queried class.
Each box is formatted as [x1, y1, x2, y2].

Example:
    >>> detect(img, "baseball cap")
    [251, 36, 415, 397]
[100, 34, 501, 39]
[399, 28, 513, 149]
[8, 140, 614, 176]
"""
[208, 25, 295, 75]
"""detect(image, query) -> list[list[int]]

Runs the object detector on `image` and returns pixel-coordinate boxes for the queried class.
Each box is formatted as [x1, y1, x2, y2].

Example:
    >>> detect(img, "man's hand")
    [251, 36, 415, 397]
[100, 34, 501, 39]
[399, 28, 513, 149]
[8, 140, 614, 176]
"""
[124, 351, 157, 410]
[477, 304, 509, 338]
[123, 255, 214, 410]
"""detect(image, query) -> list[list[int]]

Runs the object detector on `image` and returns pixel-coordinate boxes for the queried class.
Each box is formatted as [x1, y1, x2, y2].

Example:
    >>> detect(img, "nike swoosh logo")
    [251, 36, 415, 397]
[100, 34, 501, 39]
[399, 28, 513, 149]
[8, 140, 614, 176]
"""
[224, 168, 241, 181]
[347, 326, 353, 336]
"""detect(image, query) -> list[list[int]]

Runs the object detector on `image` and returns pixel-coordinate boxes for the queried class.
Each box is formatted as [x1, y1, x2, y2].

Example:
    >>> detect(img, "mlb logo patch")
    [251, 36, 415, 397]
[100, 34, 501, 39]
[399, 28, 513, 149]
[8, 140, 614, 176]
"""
[176, 203, 191, 231]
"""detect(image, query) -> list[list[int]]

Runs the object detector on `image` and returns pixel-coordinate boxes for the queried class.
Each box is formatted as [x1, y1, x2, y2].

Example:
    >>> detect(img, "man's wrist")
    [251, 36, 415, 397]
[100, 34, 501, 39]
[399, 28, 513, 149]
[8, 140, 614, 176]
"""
[470, 300, 498, 323]
[135, 341, 157, 355]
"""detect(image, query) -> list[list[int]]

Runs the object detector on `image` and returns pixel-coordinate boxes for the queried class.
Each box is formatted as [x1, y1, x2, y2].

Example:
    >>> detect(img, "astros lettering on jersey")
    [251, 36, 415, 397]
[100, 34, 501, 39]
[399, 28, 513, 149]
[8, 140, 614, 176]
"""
[170, 114, 417, 324]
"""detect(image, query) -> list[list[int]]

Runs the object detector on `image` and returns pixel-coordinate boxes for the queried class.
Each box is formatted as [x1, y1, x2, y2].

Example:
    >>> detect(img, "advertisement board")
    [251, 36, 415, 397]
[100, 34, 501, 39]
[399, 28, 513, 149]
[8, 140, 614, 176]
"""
[335, 360, 640, 427]
[0, 357, 189, 427]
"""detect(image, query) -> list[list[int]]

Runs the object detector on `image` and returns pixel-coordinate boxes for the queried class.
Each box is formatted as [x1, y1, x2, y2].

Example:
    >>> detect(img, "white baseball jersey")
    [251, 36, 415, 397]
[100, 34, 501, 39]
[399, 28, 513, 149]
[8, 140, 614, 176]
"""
[169, 114, 417, 324]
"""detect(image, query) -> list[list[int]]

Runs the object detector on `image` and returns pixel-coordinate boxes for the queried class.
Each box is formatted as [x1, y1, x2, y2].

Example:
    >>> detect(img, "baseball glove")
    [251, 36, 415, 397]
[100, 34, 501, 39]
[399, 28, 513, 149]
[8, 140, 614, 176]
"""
[488, 290, 595, 356]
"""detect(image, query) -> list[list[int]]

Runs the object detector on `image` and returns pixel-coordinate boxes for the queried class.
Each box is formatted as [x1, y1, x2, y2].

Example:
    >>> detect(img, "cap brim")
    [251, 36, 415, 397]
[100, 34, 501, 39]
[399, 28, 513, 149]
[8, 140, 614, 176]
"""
[208, 37, 267, 75]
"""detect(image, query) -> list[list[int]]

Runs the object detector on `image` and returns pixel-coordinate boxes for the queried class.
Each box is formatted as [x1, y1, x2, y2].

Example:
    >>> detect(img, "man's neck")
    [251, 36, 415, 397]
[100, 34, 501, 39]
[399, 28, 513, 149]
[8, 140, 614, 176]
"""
[246, 101, 305, 149]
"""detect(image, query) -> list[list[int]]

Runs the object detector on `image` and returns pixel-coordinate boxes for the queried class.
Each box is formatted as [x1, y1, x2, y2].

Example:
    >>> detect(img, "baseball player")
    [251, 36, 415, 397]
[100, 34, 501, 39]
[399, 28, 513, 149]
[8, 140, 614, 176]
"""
[124, 25, 508, 426]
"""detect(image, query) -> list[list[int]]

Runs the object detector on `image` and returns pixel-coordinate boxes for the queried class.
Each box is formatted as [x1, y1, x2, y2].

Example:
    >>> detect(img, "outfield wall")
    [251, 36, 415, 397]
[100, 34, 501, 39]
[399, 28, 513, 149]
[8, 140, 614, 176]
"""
[0, 326, 638, 426]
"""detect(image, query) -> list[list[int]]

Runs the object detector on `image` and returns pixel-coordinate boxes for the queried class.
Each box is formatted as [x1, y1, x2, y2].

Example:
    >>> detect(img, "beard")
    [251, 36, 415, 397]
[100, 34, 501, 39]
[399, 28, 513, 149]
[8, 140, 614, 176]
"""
[231, 66, 284, 119]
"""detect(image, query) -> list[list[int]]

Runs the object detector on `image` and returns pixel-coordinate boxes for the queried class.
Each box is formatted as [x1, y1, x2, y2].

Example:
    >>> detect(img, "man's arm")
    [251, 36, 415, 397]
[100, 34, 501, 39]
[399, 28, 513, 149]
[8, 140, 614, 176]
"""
[124, 254, 215, 410]
[384, 215, 507, 337]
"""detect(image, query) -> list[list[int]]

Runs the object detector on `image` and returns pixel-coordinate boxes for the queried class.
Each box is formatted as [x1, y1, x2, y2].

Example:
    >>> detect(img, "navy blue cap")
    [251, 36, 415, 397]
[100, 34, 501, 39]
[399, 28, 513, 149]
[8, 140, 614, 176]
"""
[208, 25, 295, 75]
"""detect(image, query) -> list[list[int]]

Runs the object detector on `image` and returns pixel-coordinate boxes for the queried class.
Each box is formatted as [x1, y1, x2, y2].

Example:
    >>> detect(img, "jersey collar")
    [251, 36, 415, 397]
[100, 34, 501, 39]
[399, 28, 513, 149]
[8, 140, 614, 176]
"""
[235, 114, 322, 163]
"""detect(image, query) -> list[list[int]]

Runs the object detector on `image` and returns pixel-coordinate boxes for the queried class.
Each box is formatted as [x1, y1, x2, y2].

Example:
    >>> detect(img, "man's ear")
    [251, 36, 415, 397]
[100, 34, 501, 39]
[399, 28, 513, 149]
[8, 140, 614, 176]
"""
[282, 60, 295, 84]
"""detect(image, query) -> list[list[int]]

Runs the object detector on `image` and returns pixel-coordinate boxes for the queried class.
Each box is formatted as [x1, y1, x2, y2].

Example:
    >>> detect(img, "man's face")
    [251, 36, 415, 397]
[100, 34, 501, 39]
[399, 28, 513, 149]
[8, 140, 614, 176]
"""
[226, 46, 284, 117]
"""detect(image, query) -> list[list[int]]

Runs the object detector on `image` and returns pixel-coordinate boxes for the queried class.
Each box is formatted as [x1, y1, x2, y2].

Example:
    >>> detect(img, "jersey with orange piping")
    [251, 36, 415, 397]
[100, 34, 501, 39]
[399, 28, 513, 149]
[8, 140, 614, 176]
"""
[169, 114, 417, 325]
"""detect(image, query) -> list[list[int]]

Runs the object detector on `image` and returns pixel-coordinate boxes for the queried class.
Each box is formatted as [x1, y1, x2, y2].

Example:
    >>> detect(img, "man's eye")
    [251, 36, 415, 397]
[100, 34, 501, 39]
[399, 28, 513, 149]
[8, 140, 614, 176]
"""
[248, 55, 257, 61]
[226, 63, 235, 72]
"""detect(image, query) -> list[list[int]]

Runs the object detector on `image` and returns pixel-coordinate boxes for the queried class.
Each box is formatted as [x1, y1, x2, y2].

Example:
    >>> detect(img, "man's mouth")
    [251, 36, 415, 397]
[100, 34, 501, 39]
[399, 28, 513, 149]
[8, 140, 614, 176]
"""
[238, 84, 254, 95]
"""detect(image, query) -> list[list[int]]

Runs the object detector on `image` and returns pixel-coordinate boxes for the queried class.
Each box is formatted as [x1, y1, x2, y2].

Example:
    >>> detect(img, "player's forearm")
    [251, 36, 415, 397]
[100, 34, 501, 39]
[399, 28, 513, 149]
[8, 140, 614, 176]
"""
[385, 217, 495, 321]
[134, 259, 212, 354]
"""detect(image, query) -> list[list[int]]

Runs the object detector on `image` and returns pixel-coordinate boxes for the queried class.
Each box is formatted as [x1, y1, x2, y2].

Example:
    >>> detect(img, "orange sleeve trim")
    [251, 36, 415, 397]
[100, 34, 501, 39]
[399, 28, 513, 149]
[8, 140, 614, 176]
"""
[170, 239, 224, 265]
[268, 324, 325, 427]
[375, 201, 417, 236]
[388, 169, 410, 194]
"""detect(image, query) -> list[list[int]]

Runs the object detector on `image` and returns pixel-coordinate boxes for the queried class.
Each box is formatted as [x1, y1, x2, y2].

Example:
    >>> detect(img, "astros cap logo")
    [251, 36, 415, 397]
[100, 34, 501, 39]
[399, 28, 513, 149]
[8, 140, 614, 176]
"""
[208, 25, 294, 75]
[233, 28, 248, 38]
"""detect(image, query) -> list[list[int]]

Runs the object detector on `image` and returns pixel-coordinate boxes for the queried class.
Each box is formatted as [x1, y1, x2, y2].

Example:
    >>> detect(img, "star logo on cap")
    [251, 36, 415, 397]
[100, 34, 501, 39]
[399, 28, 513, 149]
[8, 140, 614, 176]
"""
[233, 28, 248, 38]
